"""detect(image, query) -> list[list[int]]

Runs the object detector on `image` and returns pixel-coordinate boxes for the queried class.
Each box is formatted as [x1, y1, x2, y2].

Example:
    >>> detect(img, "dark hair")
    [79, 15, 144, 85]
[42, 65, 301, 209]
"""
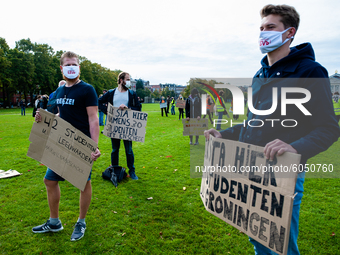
[260, 4, 300, 31]
[118, 72, 129, 85]
[218, 90, 224, 96]
[191, 88, 199, 96]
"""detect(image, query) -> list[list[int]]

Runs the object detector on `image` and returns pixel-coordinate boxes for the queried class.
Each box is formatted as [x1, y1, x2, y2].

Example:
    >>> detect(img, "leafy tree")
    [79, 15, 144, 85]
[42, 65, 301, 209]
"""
[0, 38, 11, 106]
[33, 43, 57, 94]
[136, 79, 144, 90]
[151, 89, 160, 99]
[7, 48, 35, 104]
[136, 88, 151, 100]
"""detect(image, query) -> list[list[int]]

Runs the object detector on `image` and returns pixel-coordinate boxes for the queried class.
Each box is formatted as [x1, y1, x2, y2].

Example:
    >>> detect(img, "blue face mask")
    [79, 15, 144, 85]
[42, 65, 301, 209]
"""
[259, 27, 293, 54]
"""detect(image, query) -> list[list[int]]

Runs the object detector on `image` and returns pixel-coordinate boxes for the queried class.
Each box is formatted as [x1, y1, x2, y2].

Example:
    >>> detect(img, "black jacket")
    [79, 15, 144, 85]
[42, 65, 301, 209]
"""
[98, 88, 141, 113]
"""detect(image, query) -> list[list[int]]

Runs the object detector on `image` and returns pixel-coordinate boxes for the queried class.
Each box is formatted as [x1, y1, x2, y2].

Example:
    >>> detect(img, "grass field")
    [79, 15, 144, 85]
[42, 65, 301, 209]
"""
[0, 104, 339, 254]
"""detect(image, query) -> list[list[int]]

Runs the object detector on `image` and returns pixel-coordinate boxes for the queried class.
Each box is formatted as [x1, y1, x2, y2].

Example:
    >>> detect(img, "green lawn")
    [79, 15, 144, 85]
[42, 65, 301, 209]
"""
[0, 105, 339, 254]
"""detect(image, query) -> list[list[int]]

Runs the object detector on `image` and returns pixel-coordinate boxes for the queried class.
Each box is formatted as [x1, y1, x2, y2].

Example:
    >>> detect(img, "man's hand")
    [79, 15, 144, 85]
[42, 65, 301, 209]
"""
[264, 139, 298, 160]
[186, 117, 190, 121]
[119, 104, 128, 110]
[197, 116, 201, 120]
[91, 148, 101, 161]
[35, 109, 42, 122]
[204, 128, 222, 140]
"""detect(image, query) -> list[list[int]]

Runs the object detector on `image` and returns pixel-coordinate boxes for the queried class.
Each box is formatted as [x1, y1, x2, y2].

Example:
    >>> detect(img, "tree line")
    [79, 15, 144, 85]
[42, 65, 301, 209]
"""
[0, 38, 122, 106]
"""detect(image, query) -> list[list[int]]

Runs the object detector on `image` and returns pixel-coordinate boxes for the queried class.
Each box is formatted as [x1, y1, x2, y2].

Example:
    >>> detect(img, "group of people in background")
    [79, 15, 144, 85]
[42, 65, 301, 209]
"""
[160, 95, 178, 117]
[32, 94, 49, 117]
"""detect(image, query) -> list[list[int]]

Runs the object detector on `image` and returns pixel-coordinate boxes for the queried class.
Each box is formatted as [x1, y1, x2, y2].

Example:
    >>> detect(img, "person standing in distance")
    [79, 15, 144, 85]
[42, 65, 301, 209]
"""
[205, 4, 339, 255]
[98, 72, 141, 180]
[32, 51, 101, 241]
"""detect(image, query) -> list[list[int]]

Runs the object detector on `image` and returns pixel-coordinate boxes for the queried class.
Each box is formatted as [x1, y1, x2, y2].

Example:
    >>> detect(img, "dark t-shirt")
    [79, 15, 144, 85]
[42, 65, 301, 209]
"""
[55, 81, 98, 137]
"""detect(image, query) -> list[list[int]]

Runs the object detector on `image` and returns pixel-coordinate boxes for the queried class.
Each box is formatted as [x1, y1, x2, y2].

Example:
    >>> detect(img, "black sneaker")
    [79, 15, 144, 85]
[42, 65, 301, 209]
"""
[70, 222, 86, 241]
[32, 220, 63, 233]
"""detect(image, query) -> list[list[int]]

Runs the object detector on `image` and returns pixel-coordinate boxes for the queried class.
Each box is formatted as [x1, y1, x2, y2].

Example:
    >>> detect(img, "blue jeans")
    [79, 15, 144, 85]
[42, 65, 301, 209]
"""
[249, 171, 305, 255]
[111, 138, 135, 174]
[21, 107, 25, 116]
[216, 112, 224, 130]
[99, 111, 104, 126]
[171, 105, 175, 114]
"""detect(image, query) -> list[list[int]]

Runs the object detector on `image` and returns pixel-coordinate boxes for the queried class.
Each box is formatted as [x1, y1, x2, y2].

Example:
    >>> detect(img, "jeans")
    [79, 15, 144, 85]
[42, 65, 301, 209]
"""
[111, 138, 135, 174]
[21, 107, 25, 116]
[249, 171, 305, 255]
[179, 108, 184, 119]
[171, 105, 175, 115]
[216, 111, 223, 130]
[99, 111, 104, 126]
[161, 108, 168, 117]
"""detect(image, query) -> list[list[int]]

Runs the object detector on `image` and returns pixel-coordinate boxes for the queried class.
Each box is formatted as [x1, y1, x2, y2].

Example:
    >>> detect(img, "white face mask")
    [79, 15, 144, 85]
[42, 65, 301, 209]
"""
[259, 27, 293, 54]
[124, 80, 131, 88]
[62, 65, 80, 79]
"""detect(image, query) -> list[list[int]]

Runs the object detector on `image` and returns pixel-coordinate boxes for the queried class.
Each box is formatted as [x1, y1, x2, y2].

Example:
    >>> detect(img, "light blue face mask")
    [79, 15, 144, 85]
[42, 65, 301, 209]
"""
[259, 27, 293, 54]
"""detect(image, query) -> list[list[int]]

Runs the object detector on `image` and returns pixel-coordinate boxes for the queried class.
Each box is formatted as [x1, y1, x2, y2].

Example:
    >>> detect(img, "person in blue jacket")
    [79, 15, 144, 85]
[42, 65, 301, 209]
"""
[98, 72, 141, 180]
[205, 4, 340, 255]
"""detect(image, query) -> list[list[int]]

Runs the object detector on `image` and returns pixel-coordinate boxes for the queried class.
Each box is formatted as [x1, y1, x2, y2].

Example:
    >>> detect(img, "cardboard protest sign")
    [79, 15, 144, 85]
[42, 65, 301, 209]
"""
[176, 99, 186, 108]
[200, 135, 301, 255]
[103, 104, 148, 143]
[160, 102, 167, 109]
[27, 110, 97, 191]
[182, 118, 209, 136]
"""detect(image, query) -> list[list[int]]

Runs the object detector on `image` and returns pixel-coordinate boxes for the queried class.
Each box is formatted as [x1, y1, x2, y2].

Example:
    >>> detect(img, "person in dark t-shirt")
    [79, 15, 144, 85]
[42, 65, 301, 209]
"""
[32, 51, 101, 242]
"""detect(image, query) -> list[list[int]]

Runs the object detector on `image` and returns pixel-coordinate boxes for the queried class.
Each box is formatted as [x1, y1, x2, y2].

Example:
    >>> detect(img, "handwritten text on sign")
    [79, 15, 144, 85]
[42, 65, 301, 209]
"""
[27, 110, 97, 191]
[103, 104, 148, 142]
[176, 99, 185, 109]
[200, 135, 300, 255]
[182, 118, 209, 136]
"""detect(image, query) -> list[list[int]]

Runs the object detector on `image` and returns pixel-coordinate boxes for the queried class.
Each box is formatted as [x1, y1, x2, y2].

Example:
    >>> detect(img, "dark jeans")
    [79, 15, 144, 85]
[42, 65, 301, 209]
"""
[179, 108, 184, 119]
[21, 107, 25, 116]
[111, 138, 135, 174]
[99, 111, 104, 126]
[203, 109, 213, 123]
[161, 108, 168, 117]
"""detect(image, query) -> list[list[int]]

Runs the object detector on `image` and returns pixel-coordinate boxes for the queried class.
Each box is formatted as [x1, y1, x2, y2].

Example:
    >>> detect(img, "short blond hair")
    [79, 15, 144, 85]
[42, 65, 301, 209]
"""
[60, 51, 79, 66]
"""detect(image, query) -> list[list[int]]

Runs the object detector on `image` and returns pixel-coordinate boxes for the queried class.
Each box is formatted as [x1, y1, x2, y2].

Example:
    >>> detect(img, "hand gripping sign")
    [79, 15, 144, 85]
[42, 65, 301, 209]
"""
[27, 110, 97, 191]
[200, 135, 301, 255]
[103, 103, 148, 142]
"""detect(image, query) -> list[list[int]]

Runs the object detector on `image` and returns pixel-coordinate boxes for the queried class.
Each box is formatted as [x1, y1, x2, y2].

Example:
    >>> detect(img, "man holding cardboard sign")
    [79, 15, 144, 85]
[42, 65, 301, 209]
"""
[98, 72, 141, 180]
[204, 4, 340, 254]
[32, 51, 100, 242]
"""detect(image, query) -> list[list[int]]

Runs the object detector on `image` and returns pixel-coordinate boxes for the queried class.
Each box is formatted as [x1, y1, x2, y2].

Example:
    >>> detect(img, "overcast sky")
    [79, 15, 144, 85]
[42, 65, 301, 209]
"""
[1, 0, 339, 85]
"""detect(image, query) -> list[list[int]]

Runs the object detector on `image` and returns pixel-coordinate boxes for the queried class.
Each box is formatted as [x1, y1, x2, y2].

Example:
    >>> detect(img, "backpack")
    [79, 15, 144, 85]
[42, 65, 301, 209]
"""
[102, 165, 127, 187]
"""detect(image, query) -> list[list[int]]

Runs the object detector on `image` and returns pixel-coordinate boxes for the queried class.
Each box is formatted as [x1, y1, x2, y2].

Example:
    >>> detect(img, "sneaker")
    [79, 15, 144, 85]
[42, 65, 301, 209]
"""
[70, 222, 86, 241]
[129, 172, 138, 180]
[32, 220, 63, 233]
[189, 142, 193, 145]
[194, 142, 199, 145]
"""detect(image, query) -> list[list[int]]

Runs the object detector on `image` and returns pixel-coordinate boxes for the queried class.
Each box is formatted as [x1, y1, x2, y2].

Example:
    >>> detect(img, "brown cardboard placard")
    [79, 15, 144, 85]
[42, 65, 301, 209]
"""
[103, 104, 148, 143]
[27, 110, 97, 191]
[182, 118, 209, 136]
[200, 135, 301, 255]
[176, 99, 186, 109]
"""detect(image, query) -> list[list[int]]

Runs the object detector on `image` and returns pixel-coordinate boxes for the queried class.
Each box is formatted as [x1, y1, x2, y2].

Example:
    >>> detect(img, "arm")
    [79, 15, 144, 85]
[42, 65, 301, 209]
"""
[98, 91, 112, 114]
[129, 91, 141, 111]
[265, 67, 340, 161]
[87, 106, 101, 161]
